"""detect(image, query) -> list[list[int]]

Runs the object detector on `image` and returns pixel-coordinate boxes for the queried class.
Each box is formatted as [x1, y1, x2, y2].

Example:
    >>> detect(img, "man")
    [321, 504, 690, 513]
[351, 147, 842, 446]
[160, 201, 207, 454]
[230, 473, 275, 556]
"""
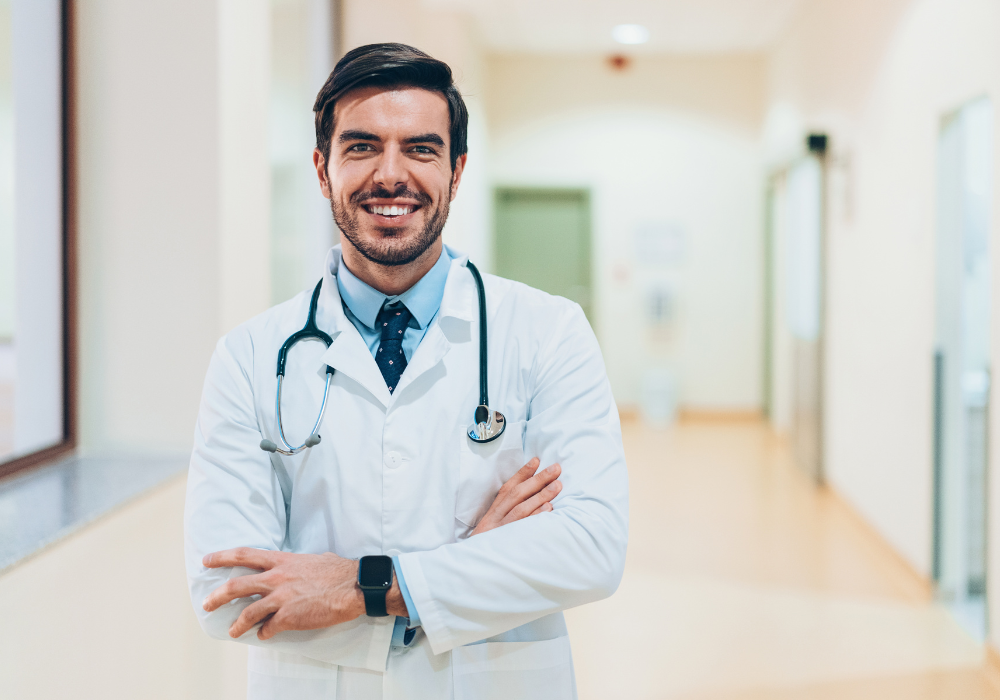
[185, 43, 628, 700]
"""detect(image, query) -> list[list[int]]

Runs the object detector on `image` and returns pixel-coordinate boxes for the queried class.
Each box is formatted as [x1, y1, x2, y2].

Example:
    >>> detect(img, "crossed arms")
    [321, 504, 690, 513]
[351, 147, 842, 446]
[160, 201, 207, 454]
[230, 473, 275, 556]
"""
[200, 458, 564, 640]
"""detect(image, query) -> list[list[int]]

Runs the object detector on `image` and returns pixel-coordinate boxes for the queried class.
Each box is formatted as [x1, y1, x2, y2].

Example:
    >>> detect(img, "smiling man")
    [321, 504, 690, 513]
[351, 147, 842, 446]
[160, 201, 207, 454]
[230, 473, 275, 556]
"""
[184, 43, 629, 700]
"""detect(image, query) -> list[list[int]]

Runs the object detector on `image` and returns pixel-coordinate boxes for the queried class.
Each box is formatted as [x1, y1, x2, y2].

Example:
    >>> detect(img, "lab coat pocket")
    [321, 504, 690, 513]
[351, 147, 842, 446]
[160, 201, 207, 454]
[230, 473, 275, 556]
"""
[247, 647, 338, 700]
[455, 419, 527, 529]
[452, 636, 576, 700]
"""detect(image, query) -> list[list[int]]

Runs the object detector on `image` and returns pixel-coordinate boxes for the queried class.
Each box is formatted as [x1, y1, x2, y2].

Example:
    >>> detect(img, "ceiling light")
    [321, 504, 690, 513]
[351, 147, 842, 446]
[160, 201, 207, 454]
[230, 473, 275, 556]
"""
[612, 24, 649, 45]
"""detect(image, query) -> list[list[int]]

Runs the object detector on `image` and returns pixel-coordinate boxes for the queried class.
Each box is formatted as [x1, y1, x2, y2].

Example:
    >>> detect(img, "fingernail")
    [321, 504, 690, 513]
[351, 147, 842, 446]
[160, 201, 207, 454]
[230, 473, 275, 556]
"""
[548, 481, 561, 492]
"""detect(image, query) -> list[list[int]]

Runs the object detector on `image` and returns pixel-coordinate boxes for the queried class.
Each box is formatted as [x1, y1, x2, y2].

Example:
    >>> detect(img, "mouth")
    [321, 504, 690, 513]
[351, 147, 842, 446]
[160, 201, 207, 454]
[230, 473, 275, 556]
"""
[361, 200, 422, 225]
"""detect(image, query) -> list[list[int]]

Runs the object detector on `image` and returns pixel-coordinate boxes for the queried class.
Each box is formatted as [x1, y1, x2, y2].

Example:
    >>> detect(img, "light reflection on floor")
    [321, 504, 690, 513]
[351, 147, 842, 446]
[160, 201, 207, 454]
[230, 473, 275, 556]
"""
[566, 417, 999, 700]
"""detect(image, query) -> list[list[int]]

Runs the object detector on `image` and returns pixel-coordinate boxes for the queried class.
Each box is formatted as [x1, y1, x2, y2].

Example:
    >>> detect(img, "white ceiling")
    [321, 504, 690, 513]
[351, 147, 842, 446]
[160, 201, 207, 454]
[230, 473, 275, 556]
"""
[424, 0, 808, 54]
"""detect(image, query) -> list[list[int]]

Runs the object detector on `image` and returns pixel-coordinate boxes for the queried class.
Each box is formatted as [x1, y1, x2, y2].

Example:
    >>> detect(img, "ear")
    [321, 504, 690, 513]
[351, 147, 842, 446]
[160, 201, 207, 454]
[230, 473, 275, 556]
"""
[313, 148, 332, 199]
[449, 154, 468, 202]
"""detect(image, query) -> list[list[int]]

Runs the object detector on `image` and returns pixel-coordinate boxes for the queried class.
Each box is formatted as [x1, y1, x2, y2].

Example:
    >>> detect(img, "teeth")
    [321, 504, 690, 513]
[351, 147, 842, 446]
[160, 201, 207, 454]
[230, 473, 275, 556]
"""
[371, 205, 412, 216]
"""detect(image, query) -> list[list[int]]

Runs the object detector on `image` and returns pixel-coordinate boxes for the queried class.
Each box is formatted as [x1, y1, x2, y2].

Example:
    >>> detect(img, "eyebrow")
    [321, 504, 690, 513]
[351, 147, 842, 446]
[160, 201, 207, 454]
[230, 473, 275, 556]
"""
[403, 133, 446, 147]
[338, 130, 381, 143]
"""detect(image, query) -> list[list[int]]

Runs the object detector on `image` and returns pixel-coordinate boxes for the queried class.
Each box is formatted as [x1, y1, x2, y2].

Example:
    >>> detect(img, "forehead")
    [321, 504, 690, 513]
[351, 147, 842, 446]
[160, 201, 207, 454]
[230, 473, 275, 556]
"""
[332, 86, 450, 140]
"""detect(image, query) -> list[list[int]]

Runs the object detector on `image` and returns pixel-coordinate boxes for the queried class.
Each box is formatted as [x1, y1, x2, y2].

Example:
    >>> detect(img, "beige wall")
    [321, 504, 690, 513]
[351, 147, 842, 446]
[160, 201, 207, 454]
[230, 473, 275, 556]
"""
[487, 53, 767, 409]
[765, 0, 1000, 626]
[76, 0, 272, 454]
[0, 477, 247, 699]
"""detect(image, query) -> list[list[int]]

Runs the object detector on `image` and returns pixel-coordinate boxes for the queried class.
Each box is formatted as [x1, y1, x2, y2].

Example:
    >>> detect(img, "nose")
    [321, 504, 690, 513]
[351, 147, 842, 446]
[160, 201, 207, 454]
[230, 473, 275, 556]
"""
[372, 145, 407, 191]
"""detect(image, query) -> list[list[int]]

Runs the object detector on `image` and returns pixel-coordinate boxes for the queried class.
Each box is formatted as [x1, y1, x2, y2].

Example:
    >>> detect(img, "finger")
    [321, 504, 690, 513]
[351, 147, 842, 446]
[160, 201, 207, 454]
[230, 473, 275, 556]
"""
[229, 595, 281, 638]
[487, 457, 542, 520]
[505, 480, 562, 524]
[203, 547, 281, 571]
[258, 610, 290, 640]
[510, 463, 561, 504]
[529, 502, 554, 517]
[502, 458, 541, 491]
[202, 573, 274, 612]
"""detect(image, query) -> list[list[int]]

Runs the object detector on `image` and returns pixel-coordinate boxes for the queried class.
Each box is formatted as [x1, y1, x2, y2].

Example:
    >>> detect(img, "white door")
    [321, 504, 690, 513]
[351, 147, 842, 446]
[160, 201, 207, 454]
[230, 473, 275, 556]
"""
[933, 96, 992, 641]
[767, 156, 825, 483]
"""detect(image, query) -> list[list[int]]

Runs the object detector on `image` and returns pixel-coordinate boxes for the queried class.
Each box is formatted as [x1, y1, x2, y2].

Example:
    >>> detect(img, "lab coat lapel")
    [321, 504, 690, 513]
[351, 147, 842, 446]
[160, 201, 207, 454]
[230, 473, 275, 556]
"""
[391, 253, 476, 400]
[391, 325, 449, 398]
[320, 332, 391, 408]
[316, 248, 392, 409]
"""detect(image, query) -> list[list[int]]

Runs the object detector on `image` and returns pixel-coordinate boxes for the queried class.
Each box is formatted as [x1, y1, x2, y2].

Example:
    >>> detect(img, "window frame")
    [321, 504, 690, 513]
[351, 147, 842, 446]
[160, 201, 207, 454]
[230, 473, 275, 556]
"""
[0, 0, 77, 480]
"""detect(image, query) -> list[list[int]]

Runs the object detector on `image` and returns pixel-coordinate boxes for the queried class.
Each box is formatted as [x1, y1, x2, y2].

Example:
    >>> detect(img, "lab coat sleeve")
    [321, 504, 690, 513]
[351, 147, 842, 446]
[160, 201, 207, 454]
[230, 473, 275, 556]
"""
[184, 333, 394, 671]
[397, 302, 629, 654]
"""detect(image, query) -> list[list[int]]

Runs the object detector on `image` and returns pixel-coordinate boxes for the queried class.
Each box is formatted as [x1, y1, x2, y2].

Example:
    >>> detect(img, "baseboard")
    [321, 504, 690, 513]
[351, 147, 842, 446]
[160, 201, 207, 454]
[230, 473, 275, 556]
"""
[678, 409, 763, 423]
[617, 405, 764, 424]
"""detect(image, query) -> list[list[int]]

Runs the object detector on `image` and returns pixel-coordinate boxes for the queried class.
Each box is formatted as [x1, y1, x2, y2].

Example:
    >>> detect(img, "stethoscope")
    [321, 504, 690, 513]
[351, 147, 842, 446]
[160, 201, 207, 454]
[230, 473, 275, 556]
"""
[259, 261, 505, 456]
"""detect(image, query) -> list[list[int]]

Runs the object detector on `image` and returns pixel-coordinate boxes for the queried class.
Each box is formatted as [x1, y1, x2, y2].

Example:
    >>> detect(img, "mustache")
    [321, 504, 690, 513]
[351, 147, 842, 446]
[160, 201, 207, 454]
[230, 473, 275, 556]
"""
[350, 186, 432, 206]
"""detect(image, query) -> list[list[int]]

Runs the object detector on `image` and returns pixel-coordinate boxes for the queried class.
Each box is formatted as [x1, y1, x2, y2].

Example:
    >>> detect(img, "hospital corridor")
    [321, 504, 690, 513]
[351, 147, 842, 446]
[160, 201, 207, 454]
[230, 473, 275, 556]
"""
[569, 418, 993, 699]
[6, 0, 1000, 698]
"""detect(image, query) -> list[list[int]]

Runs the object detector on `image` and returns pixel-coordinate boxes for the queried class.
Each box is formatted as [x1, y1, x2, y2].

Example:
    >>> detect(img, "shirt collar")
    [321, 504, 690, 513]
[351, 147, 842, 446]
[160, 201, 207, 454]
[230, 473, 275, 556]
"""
[336, 246, 452, 331]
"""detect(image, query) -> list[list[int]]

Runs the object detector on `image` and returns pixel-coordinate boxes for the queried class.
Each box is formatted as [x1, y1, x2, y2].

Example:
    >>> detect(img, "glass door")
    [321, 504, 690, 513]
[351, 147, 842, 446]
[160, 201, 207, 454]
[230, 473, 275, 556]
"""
[933, 96, 992, 641]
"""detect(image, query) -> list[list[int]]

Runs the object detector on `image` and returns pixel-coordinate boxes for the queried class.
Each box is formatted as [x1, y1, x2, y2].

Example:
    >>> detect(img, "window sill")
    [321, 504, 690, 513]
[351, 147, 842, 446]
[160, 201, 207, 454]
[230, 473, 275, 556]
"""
[0, 452, 188, 573]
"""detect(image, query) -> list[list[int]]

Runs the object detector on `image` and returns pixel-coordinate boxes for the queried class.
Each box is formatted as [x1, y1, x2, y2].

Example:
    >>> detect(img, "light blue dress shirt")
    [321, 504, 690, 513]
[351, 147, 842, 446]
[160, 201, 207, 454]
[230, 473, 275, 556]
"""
[336, 247, 452, 646]
[336, 247, 452, 363]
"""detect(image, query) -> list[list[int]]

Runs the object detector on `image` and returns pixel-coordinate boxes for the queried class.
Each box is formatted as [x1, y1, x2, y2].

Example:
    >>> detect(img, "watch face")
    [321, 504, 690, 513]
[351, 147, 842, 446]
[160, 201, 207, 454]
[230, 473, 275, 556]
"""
[359, 556, 393, 588]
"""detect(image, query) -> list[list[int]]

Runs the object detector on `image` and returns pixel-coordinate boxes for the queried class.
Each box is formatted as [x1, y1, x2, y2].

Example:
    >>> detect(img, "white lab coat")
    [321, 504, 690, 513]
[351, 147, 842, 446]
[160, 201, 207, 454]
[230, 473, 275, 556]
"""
[184, 246, 629, 700]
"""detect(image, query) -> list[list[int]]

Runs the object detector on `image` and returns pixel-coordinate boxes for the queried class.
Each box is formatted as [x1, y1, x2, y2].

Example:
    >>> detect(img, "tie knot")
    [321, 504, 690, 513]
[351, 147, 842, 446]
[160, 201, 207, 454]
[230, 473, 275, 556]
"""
[377, 302, 412, 342]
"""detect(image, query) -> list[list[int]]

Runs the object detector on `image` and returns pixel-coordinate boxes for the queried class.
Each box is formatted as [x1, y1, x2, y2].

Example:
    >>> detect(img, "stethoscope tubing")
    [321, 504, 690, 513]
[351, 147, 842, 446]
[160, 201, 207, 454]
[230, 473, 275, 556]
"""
[273, 372, 332, 455]
[465, 261, 490, 409]
[261, 259, 504, 456]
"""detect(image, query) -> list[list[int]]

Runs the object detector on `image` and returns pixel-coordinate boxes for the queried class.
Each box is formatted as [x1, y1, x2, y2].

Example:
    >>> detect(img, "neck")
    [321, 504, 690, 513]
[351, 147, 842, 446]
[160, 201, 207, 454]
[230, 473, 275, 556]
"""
[339, 236, 443, 297]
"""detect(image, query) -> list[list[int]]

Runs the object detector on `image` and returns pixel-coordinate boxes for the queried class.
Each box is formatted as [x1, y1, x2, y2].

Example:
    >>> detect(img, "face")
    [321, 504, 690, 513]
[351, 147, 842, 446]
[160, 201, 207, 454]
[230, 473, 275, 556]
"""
[315, 86, 466, 267]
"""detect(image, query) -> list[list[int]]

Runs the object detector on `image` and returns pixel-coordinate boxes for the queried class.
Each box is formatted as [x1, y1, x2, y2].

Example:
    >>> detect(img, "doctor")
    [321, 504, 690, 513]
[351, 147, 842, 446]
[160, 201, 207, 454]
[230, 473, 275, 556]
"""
[185, 43, 629, 700]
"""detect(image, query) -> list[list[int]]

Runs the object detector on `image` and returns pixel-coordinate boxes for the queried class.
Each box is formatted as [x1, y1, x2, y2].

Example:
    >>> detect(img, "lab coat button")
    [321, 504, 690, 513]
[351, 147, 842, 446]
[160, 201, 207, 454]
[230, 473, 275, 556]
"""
[385, 451, 402, 469]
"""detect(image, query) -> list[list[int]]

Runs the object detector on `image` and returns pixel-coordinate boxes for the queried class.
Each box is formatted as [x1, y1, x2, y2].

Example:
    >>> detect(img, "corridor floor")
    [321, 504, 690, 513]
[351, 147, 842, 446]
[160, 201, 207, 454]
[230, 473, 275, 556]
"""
[565, 418, 999, 699]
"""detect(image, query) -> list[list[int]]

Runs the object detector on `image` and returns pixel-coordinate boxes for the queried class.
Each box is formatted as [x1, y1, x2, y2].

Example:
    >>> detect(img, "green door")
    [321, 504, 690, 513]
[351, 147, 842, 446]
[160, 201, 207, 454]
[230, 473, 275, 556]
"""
[494, 188, 592, 320]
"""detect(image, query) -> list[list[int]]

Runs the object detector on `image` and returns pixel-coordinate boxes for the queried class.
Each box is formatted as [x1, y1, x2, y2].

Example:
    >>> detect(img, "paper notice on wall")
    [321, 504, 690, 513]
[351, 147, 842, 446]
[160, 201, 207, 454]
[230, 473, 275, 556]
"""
[634, 221, 686, 265]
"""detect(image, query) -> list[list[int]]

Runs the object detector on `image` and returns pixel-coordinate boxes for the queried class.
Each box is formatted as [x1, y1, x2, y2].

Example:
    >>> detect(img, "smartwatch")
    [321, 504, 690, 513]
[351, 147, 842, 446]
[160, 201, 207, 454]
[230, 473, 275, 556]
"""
[357, 555, 394, 617]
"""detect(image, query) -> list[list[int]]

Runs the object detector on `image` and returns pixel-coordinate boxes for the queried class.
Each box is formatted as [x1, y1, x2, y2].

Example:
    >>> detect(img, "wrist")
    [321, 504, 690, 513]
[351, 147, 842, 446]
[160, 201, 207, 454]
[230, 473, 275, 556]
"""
[348, 560, 366, 618]
[385, 579, 408, 618]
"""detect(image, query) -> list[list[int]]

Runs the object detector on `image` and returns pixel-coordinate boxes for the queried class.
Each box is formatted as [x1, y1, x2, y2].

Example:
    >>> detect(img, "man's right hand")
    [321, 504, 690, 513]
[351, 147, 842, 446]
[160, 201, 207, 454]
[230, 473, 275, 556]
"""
[472, 458, 562, 536]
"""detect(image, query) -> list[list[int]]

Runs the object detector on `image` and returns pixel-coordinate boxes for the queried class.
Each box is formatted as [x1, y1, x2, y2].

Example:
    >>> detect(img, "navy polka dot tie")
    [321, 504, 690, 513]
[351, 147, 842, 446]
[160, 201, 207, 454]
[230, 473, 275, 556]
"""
[375, 302, 412, 394]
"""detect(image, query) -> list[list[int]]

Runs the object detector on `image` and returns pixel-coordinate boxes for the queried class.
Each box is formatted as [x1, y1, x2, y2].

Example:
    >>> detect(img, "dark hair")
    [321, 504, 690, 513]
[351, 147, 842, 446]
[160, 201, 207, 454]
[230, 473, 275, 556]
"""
[313, 43, 469, 169]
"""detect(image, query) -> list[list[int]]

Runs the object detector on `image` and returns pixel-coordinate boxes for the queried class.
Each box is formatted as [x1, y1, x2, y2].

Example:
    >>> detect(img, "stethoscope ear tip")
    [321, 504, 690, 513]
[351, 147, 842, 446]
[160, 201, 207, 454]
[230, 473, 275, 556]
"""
[305, 433, 322, 447]
[260, 439, 278, 453]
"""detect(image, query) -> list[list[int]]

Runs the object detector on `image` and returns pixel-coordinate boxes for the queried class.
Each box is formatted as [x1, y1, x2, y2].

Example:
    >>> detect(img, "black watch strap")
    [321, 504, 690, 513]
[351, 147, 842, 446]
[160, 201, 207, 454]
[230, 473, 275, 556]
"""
[362, 586, 388, 617]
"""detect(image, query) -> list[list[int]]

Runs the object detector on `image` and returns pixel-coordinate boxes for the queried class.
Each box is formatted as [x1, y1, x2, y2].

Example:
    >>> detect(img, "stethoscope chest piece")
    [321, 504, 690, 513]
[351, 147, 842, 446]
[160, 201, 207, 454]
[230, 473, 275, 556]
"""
[468, 405, 506, 443]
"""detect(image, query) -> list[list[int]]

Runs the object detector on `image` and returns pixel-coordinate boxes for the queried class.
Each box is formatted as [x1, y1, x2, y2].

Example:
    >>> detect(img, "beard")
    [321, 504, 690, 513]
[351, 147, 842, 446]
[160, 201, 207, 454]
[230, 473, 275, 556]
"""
[332, 185, 449, 267]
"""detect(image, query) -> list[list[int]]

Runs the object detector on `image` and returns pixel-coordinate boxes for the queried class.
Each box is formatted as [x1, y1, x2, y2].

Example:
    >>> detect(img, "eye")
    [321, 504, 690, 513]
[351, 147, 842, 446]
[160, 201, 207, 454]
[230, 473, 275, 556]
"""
[411, 145, 436, 155]
[348, 143, 375, 152]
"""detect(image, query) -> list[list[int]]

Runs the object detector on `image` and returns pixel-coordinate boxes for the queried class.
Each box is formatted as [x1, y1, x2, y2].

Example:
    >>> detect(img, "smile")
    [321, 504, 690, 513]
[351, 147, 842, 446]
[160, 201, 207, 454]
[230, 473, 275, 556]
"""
[363, 203, 420, 218]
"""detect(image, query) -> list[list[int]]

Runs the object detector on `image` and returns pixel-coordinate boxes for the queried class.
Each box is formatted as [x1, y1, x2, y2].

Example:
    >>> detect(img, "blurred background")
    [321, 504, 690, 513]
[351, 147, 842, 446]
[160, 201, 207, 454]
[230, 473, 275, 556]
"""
[3, 0, 1000, 698]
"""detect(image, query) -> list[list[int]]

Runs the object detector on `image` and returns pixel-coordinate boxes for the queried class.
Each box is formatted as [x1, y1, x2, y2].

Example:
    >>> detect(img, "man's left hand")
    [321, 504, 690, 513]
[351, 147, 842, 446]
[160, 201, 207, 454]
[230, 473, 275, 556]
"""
[201, 548, 405, 640]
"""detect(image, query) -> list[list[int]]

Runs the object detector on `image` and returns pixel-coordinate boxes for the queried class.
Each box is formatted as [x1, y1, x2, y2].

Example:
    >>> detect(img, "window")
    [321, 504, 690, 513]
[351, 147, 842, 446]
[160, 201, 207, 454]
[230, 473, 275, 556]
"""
[0, 0, 75, 477]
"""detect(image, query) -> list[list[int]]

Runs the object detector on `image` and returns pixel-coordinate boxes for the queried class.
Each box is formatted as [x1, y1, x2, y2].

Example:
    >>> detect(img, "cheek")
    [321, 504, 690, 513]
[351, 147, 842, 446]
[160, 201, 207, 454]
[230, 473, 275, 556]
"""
[330, 162, 371, 199]
[412, 168, 452, 203]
